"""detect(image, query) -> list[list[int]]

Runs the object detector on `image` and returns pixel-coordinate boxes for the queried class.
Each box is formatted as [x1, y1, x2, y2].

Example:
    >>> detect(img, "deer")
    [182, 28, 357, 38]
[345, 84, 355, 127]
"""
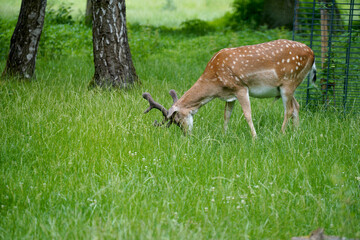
[142, 39, 316, 138]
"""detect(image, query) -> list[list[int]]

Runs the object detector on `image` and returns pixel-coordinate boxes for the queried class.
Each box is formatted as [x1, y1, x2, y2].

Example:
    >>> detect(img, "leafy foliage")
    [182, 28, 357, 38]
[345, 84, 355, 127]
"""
[0, 18, 17, 61]
[45, 3, 75, 25]
[180, 19, 215, 36]
[227, 0, 265, 30]
[39, 23, 92, 60]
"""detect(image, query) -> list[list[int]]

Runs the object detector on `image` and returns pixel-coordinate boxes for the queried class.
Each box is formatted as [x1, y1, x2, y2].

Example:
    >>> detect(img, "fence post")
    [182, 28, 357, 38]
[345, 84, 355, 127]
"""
[306, 0, 316, 106]
[293, 0, 359, 114]
[343, 0, 355, 114]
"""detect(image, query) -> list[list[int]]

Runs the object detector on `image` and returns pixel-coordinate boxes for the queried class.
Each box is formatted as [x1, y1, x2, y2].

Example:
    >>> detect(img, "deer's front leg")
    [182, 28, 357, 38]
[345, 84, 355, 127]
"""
[280, 87, 295, 133]
[224, 101, 235, 133]
[236, 88, 257, 138]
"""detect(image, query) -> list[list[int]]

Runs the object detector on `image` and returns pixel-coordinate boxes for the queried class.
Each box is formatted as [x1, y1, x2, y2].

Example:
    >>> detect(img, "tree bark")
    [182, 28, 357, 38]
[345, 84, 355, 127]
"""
[91, 0, 139, 89]
[2, 0, 47, 79]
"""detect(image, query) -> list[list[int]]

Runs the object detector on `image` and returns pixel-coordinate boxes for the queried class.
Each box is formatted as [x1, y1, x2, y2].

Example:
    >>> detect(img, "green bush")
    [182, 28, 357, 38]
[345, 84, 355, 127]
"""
[227, 0, 264, 30]
[180, 19, 215, 36]
[45, 3, 75, 25]
[0, 18, 16, 61]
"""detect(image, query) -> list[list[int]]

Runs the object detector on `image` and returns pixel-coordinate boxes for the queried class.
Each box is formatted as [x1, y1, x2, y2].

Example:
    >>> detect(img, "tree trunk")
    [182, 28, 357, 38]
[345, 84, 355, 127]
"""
[263, 0, 295, 28]
[91, 0, 139, 89]
[85, 0, 92, 26]
[319, 0, 339, 104]
[2, 0, 47, 79]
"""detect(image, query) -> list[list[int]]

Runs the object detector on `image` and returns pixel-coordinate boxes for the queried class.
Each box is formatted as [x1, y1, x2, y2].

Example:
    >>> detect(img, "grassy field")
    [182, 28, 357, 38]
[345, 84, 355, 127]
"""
[0, 0, 233, 27]
[1, 1, 360, 240]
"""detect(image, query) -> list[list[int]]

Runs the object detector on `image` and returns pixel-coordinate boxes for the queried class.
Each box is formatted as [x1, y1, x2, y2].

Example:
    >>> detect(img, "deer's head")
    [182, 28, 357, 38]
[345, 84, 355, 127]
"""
[142, 90, 192, 134]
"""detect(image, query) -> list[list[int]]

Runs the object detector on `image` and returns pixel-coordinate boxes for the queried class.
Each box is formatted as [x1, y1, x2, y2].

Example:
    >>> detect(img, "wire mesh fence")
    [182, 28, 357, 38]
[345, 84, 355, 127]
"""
[293, 0, 360, 114]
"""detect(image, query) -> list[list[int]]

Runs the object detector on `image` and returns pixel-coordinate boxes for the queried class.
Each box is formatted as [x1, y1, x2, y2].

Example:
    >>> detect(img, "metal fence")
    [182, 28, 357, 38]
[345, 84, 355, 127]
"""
[293, 0, 360, 114]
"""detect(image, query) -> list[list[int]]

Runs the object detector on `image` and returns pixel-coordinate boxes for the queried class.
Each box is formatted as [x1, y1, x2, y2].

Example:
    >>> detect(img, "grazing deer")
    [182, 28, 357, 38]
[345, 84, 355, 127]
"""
[143, 39, 316, 137]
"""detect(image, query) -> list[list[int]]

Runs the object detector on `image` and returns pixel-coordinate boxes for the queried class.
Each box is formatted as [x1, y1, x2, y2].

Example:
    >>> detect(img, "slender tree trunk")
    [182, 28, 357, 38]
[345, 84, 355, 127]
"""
[2, 0, 47, 79]
[319, 0, 338, 104]
[85, 0, 92, 26]
[91, 0, 139, 89]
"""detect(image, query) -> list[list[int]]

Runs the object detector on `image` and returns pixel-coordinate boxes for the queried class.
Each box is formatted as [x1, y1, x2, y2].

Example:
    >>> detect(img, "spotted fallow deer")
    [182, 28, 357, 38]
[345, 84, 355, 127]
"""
[143, 39, 316, 137]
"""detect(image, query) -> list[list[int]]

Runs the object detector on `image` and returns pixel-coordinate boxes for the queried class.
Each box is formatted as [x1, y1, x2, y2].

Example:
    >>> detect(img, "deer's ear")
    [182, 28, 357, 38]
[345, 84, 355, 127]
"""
[167, 106, 178, 119]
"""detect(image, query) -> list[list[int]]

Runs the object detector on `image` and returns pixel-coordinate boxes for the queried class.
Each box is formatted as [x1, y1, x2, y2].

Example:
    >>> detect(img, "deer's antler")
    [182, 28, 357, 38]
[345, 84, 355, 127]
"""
[169, 89, 178, 104]
[142, 92, 169, 126]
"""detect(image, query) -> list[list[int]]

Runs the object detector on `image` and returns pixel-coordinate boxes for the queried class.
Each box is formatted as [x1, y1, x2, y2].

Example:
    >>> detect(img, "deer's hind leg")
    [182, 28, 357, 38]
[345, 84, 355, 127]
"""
[292, 96, 300, 128]
[280, 86, 297, 133]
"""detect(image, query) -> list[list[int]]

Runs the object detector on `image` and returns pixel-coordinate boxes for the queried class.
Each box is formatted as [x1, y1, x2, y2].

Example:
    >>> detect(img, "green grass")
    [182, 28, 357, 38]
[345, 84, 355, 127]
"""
[1, 3, 360, 240]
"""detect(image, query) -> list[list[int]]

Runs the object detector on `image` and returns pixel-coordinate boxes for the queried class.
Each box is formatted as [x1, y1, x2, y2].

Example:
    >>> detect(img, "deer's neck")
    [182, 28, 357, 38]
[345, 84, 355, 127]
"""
[175, 80, 215, 115]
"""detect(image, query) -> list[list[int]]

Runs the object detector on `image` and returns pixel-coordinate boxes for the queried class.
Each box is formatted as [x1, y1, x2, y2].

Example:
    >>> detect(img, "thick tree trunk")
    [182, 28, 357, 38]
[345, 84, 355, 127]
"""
[85, 0, 92, 26]
[91, 0, 139, 89]
[2, 0, 47, 79]
[263, 0, 295, 28]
